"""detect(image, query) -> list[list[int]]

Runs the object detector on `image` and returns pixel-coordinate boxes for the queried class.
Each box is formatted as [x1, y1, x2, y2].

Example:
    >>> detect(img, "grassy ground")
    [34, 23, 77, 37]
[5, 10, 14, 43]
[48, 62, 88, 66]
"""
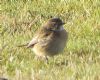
[0, 0, 100, 80]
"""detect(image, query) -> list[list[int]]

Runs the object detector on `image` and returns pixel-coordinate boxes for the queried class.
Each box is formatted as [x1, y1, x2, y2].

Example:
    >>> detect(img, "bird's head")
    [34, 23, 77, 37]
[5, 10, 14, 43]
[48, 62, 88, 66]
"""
[44, 18, 65, 31]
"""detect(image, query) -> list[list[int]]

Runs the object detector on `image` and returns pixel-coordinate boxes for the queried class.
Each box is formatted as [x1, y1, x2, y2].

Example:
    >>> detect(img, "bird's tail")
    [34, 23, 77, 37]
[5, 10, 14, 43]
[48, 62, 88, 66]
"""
[17, 43, 28, 47]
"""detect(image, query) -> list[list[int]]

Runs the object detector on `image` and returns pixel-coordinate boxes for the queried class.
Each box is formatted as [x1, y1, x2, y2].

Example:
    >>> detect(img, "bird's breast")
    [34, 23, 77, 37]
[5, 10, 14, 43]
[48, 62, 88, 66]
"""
[33, 29, 68, 56]
[44, 30, 68, 55]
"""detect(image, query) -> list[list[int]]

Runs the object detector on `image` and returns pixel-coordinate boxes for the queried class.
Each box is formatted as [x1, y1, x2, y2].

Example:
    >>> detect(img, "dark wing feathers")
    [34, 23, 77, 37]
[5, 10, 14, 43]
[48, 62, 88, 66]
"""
[27, 37, 38, 48]
[27, 27, 52, 48]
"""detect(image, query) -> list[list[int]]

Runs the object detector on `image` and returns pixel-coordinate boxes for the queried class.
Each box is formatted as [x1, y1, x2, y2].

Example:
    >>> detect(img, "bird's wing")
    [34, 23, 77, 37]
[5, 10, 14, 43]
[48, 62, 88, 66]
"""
[27, 28, 40, 48]
[27, 36, 38, 48]
[27, 28, 52, 48]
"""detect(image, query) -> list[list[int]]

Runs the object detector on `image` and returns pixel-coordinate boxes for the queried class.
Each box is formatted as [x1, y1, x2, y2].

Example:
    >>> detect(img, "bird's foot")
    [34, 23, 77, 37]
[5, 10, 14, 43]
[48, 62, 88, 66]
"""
[34, 56, 48, 63]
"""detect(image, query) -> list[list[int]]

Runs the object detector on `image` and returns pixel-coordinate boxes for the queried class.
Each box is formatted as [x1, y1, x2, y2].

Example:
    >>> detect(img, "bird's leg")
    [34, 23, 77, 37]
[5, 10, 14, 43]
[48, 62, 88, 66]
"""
[34, 55, 48, 62]
[34, 56, 41, 61]
[43, 56, 48, 64]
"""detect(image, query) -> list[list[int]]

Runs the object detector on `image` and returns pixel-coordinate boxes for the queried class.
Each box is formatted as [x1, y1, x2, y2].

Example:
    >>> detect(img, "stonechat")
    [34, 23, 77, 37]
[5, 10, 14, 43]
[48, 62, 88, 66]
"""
[27, 18, 68, 61]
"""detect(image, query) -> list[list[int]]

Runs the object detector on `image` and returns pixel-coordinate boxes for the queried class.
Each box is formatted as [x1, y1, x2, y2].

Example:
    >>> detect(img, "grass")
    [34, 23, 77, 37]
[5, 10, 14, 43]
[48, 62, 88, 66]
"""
[0, 0, 100, 80]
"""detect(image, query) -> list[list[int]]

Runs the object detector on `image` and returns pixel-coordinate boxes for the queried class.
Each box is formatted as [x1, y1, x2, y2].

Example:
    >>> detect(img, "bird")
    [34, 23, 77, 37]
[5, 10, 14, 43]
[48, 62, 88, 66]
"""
[27, 17, 68, 61]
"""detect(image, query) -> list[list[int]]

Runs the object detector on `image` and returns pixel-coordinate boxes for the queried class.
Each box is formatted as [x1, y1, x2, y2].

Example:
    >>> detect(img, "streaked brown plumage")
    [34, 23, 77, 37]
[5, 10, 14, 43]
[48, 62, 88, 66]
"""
[27, 18, 68, 60]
